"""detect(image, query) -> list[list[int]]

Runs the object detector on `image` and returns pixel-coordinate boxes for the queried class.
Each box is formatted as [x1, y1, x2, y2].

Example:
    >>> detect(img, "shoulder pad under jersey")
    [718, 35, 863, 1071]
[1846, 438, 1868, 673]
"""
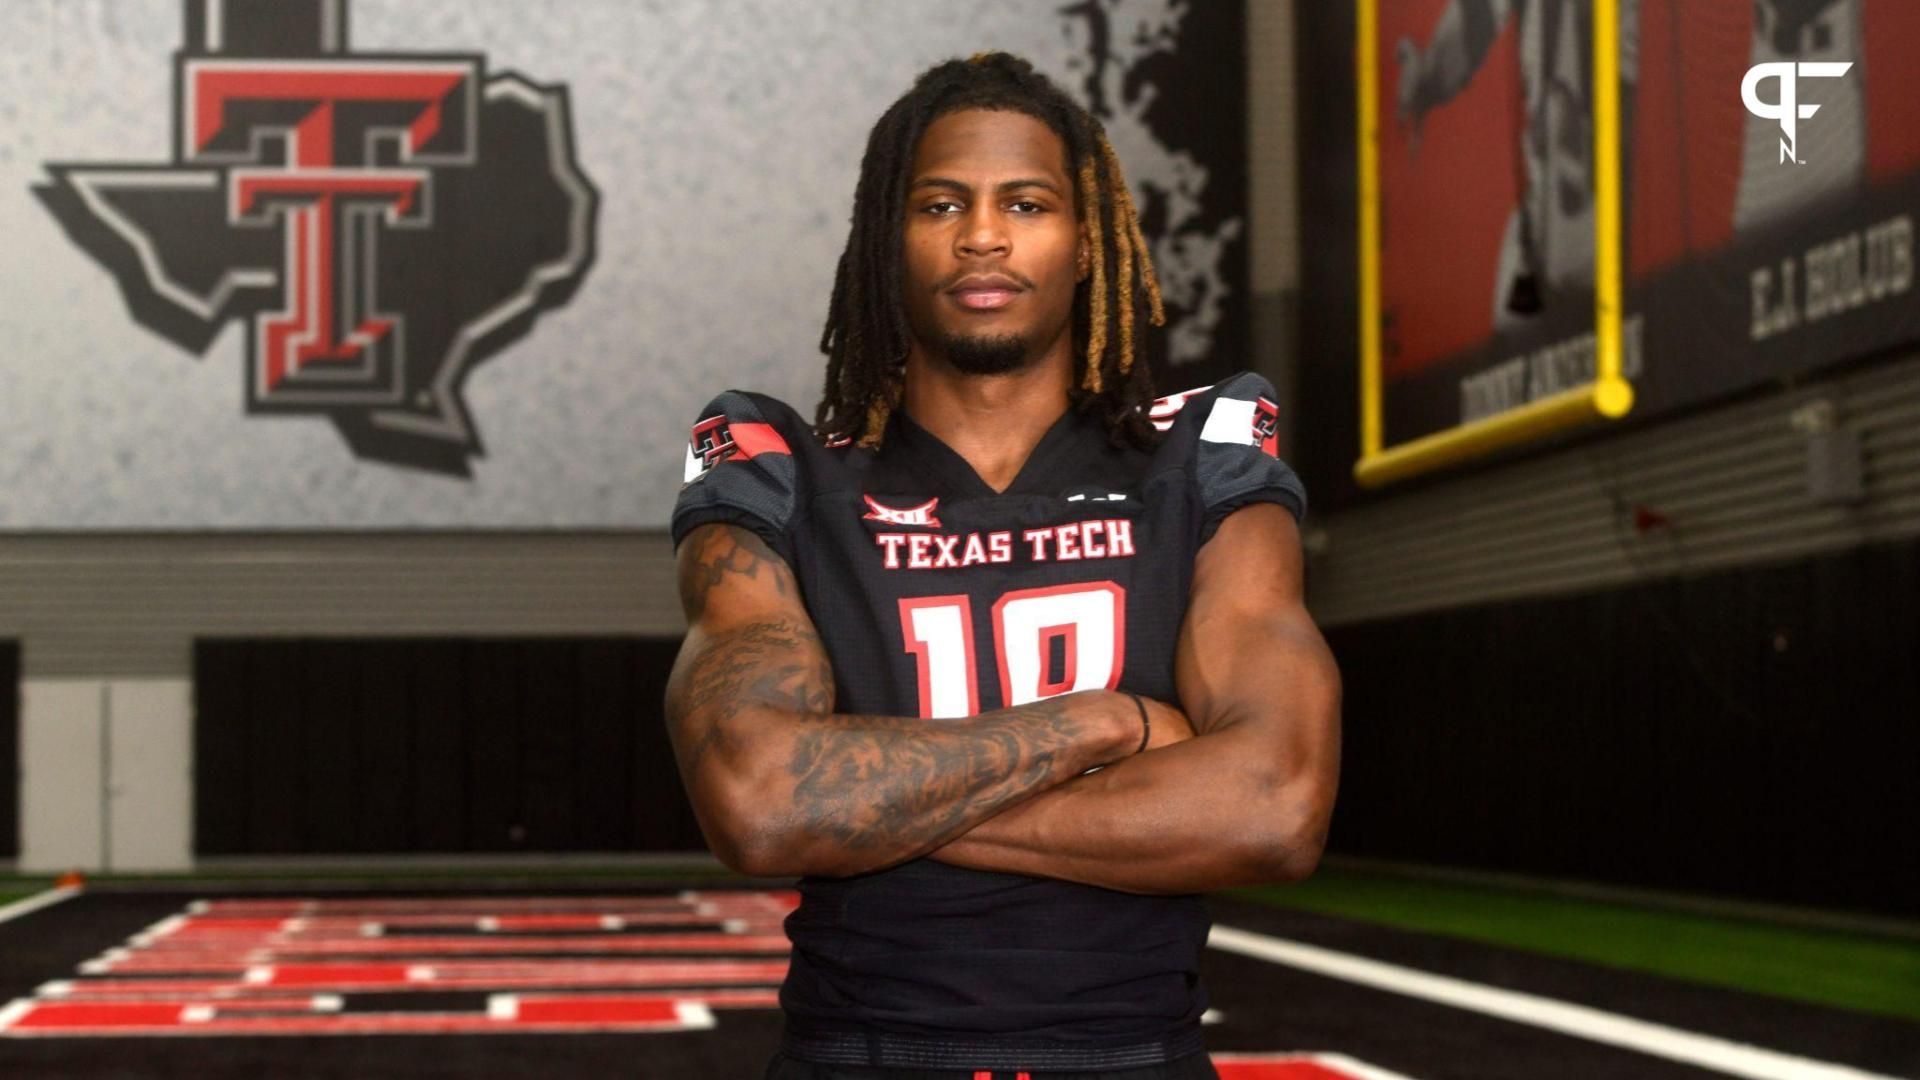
[670, 390, 805, 561]
[1155, 372, 1307, 541]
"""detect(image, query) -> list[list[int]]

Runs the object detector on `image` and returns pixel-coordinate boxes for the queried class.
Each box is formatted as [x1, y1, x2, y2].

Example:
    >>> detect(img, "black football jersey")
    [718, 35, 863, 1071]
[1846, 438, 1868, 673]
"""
[670, 371, 1306, 1071]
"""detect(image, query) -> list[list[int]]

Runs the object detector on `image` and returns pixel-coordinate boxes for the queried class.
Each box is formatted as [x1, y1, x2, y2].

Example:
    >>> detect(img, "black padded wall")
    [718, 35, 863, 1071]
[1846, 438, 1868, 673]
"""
[1325, 537, 1920, 918]
[194, 638, 699, 856]
[0, 642, 17, 858]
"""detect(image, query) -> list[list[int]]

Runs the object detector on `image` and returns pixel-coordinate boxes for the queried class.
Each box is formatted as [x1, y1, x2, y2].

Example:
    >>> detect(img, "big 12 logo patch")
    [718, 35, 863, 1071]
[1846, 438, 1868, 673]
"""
[36, 0, 598, 476]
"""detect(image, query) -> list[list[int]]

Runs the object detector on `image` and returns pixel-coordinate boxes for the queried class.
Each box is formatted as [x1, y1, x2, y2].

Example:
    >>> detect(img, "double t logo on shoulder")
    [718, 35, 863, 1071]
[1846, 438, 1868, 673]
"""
[36, 0, 598, 476]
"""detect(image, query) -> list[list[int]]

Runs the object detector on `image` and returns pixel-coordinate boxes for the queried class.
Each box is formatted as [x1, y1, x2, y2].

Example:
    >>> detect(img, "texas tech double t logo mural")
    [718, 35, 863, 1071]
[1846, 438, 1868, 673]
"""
[36, 0, 598, 476]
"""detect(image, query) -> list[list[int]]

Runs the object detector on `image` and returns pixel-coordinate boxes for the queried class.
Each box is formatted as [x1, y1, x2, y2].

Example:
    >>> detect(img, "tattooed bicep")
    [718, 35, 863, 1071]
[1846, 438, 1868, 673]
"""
[676, 523, 801, 624]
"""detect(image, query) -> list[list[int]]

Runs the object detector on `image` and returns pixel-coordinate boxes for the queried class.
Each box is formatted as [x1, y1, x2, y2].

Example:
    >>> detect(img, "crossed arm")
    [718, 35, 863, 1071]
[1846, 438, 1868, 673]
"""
[664, 523, 1160, 879]
[927, 503, 1341, 893]
[663, 503, 1340, 890]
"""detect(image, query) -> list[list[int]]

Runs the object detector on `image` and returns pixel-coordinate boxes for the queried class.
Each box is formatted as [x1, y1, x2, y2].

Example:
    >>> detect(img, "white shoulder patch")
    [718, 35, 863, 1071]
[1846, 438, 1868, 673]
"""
[1199, 397, 1258, 446]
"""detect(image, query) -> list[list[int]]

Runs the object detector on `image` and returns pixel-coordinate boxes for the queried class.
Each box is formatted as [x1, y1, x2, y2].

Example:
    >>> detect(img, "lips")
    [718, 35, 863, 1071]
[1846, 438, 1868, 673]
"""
[947, 273, 1025, 312]
[953, 288, 1017, 310]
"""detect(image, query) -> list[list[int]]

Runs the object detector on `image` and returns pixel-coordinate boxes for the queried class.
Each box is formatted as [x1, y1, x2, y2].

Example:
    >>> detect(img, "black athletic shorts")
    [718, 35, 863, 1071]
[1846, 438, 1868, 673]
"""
[761, 1050, 1223, 1080]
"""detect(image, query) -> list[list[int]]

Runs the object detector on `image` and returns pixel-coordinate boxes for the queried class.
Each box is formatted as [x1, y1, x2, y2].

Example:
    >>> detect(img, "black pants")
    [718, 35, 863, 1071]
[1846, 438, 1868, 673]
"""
[762, 1049, 1222, 1080]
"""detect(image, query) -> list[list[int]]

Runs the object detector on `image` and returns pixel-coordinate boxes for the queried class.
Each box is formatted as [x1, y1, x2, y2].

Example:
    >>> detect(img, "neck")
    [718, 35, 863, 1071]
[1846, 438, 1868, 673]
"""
[901, 336, 1075, 494]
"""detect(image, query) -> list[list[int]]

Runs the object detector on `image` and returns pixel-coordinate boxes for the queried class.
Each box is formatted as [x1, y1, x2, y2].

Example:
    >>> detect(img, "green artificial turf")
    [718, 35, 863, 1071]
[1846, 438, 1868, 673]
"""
[1228, 869, 1920, 1022]
[0, 878, 57, 911]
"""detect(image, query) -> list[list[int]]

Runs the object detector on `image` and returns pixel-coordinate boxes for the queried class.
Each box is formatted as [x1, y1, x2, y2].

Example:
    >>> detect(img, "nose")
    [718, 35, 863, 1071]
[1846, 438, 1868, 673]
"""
[956, 205, 1010, 258]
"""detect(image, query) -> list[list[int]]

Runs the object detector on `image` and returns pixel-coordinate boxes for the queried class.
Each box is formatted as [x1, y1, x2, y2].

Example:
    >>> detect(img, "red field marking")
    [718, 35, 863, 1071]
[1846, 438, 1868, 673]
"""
[178, 995, 342, 1013]
[0, 996, 720, 1037]
[162, 912, 779, 936]
[1215, 1064, 1353, 1080]
[1212, 1054, 1417, 1080]
[9, 893, 801, 1039]
[52, 958, 791, 996]
[116, 929, 790, 958]
[4, 993, 337, 1014]
[481, 913, 757, 932]
[104, 931, 792, 967]
[684, 890, 801, 913]
[189, 892, 798, 917]
[190, 898, 693, 915]
[162, 917, 288, 933]
[508, 988, 778, 1016]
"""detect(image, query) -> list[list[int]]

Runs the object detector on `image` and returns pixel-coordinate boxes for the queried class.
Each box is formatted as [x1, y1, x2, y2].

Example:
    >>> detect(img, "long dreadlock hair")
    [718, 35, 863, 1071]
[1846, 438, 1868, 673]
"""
[814, 52, 1166, 451]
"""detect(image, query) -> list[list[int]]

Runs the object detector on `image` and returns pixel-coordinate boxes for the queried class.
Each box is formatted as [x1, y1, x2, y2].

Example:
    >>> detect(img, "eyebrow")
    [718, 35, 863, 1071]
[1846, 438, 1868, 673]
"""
[910, 176, 1066, 197]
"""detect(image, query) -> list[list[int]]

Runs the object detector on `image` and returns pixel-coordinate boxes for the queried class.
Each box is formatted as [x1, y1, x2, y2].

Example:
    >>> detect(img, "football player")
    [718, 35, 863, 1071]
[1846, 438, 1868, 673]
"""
[667, 53, 1341, 1080]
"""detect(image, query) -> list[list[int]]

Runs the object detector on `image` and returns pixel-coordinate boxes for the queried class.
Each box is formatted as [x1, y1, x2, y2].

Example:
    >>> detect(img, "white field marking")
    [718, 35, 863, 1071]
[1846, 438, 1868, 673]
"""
[487, 995, 519, 1021]
[35, 981, 73, 999]
[0, 999, 35, 1032]
[79, 947, 132, 975]
[313, 995, 344, 1013]
[124, 913, 190, 950]
[359, 923, 383, 938]
[1200, 1008, 1223, 1025]
[130, 914, 188, 946]
[1211, 1053, 1419, 1080]
[1207, 925, 1904, 1080]
[405, 965, 433, 983]
[188, 900, 210, 915]
[722, 918, 749, 934]
[243, 966, 272, 985]
[0, 886, 82, 927]
[181, 1004, 215, 1024]
[477, 917, 499, 933]
[1316, 1053, 1422, 1080]
[674, 1001, 718, 1030]
[601, 915, 625, 931]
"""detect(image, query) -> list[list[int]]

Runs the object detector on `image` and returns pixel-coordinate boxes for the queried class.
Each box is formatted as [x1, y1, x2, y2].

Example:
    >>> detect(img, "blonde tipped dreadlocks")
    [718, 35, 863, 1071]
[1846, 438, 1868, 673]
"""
[815, 52, 1167, 451]
[1076, 155, 1109, 393]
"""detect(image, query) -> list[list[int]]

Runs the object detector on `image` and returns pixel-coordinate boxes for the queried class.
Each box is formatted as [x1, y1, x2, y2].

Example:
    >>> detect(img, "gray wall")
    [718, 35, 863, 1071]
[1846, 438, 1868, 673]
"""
[5, 0, 1245, 527]
[1303, 348, 1920, 628]
[2, 533, 678, 679]
[1246, 0, 1301, 456]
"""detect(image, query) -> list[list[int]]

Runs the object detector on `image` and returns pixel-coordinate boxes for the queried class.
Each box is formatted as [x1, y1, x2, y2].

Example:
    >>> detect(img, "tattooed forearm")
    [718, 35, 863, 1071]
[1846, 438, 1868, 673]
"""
[667, 522, 1129, 877]
[667, 614, 1122, 874]
[783, 693, 1093, 861]
[669, 617, 835, 773]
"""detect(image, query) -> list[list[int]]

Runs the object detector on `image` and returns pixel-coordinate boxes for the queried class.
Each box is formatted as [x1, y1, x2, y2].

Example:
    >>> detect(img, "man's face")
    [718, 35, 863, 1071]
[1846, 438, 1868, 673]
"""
[900, 108, 1086, 376]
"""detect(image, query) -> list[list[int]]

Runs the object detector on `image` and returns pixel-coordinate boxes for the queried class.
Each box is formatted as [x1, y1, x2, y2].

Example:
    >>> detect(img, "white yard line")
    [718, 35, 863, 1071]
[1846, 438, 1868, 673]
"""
[0, 886, 81, 928]
[1208, 924, 1903, 1080]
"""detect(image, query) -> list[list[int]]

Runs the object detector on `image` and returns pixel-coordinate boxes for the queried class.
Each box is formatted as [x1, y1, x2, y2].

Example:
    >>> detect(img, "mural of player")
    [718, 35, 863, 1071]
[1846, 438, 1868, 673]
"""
[1394, 0, 1638, 331]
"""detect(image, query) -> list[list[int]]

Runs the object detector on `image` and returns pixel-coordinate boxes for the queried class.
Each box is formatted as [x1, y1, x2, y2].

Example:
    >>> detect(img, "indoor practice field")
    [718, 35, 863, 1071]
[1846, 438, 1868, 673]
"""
[0, 865, 1914, 1079]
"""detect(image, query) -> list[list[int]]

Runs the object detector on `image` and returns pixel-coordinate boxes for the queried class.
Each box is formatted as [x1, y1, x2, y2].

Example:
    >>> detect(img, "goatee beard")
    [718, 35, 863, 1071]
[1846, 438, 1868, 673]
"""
[938, 332, 1030, 375]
